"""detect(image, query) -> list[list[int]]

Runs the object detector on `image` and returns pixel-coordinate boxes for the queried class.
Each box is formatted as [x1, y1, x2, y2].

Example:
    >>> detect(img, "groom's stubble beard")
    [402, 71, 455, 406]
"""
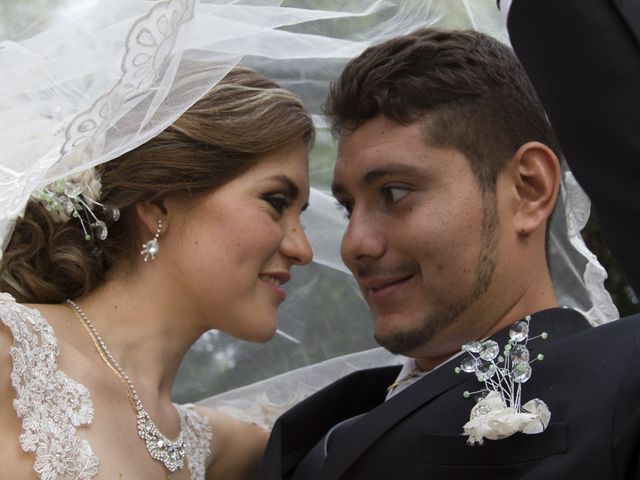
[372, 197, 500, 356]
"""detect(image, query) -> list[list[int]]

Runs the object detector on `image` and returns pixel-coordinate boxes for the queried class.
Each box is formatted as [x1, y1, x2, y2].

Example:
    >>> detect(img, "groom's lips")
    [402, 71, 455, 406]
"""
[360, 273, 415, 305]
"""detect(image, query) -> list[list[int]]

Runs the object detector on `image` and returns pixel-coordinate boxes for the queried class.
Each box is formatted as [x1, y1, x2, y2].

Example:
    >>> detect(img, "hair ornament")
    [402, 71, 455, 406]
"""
[31, 168, 120, 244]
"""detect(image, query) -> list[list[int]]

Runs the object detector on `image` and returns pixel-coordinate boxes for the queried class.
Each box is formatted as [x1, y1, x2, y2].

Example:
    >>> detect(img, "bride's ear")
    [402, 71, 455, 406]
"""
[135, 199, 168, 238]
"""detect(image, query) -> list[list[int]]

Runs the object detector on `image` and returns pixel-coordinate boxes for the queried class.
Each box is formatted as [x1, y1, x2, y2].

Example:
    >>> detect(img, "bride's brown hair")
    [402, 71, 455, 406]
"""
[0, 67, 314, 303]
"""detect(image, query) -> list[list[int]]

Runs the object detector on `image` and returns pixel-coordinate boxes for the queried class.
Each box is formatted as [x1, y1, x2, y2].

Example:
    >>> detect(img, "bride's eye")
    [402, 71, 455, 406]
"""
[263, 193, 290, 215]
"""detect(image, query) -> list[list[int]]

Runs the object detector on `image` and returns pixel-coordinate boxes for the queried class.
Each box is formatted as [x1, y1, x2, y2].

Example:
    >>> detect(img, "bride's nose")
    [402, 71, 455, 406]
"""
[280, 220, 313, 265]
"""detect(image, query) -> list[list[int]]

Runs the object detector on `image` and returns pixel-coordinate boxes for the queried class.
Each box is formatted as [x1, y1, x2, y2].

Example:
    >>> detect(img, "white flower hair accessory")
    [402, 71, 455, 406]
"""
[31, 168, 120, 245]
[455, 315, 551, 445]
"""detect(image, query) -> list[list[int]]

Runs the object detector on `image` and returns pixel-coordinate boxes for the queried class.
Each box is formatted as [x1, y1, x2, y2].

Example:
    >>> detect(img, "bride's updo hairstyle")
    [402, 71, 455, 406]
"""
[0, 67, 314, 304]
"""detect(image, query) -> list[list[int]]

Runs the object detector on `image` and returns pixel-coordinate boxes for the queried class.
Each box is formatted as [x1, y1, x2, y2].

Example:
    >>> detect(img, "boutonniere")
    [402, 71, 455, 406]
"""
[455, 315, 551, 445]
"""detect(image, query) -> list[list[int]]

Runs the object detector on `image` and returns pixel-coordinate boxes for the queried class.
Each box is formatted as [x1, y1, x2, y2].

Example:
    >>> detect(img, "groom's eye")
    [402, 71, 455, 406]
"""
[381, 186, 411, 205]
[335, 199, 353, 219]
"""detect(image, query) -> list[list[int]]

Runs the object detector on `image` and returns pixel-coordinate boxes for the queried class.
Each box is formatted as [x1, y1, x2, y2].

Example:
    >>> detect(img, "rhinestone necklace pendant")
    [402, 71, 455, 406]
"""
[66, 299, 187, 473]
[136, 407, 186, 472]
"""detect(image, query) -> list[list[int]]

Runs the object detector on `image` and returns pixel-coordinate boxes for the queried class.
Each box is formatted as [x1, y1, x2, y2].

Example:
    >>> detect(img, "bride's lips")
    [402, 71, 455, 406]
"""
[259, 272, 291, 302]
[361, 273, 415, 305]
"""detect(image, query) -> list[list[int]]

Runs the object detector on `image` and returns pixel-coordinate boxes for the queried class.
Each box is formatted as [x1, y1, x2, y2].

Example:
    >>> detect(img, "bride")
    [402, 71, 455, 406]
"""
[0, 1, 451, 477]
[0, 66, 313, 479]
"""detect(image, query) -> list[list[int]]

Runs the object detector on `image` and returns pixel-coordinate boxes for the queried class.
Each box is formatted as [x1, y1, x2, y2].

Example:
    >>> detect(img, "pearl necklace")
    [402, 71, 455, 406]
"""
[66, 299, 186, 473]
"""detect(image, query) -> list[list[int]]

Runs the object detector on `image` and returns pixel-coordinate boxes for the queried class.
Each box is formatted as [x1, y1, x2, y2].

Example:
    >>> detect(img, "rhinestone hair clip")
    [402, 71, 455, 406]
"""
[32, 168, 120, 244]
[455, 315, 551, 445]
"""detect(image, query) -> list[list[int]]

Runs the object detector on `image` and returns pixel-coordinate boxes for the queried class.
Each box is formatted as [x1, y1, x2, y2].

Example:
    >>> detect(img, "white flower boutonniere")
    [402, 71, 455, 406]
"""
[456, 315, 551, 445]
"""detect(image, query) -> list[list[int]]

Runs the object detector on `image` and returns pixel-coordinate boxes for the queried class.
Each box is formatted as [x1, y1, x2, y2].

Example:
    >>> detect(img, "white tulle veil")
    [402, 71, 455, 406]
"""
[0, 0, 617, 424]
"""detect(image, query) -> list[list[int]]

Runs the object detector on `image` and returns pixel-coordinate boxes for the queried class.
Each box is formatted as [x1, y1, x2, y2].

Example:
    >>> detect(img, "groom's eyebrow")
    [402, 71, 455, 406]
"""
[361, 164, 423, 185]
[332, 164, 423, 197]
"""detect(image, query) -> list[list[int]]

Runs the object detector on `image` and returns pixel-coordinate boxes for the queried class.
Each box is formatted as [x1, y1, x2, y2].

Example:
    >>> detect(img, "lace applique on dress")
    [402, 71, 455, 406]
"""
[178, 404, 213, 480]
[1, 293, 213, 479]
[0, 293, 99, 479]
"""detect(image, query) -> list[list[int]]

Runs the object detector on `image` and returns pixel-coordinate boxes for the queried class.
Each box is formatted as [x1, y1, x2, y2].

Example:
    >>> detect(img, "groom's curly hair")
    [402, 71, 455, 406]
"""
[325, 28, 560, 193]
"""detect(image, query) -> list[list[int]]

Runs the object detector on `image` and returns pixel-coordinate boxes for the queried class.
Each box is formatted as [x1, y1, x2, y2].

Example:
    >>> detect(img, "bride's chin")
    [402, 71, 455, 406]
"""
[235, 322, 278, 344]
[247, 331, 277, 344]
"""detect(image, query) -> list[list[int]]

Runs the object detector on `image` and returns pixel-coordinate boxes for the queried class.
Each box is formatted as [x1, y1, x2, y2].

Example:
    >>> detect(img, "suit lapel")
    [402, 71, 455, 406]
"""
[264, 365, 401, 479]
[320, 353, 470, 479]
[320, 308, 591, 479]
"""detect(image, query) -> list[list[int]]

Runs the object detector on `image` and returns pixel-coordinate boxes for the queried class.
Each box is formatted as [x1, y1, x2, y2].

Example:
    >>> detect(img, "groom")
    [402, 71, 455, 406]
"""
[261, 14, 640, 480]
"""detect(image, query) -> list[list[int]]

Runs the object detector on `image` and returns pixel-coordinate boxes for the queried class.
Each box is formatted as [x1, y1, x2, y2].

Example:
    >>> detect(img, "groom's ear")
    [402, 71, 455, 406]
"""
[506, 141, 561, 237]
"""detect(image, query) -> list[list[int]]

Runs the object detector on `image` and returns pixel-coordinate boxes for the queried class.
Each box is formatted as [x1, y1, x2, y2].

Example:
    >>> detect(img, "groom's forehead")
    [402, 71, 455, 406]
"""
[332, 126, 444, 195]
[335, 117, 425, 161]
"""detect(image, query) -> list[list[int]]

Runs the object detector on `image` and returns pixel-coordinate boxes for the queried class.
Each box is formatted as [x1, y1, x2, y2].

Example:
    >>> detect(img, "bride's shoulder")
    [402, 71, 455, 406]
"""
[0, 294, 26, 467]
[0, 295, 59, 344]
[0, 327, 32, 480]
[0, 295, 73, 479]
[0, 294, 29, 361]
[0, 293, 50, 326]
[190, 404, 267, 480]
[0, 296, 14, 380]
[0, 296, 67, 388]
[0, 294, 48, 390]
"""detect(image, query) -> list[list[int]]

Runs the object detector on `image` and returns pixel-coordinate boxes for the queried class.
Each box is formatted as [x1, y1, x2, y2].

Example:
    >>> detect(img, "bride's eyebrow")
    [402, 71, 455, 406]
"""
[266, 174, 310, 210]
[266, 175, 300, 200]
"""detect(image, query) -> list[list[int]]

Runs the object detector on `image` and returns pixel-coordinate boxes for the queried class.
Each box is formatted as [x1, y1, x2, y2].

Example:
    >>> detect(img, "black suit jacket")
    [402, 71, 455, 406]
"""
[506, 0, 640, 292]
[261, 308, 640, 479]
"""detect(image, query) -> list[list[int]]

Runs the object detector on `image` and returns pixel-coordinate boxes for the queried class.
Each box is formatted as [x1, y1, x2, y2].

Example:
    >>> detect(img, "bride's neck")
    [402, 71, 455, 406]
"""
[74, 270, 207, 401]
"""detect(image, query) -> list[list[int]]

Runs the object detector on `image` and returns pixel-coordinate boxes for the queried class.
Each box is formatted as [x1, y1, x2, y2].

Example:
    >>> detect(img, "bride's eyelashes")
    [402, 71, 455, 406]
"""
[262, 193, 291, 215]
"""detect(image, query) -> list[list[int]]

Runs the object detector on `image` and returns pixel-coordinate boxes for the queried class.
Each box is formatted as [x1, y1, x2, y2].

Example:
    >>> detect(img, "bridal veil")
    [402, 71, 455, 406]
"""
[0, 0, 616, 424]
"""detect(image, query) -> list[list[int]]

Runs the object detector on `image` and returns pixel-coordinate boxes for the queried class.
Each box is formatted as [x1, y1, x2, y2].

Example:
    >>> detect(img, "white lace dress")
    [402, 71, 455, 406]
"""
[0, 293, 212, 480]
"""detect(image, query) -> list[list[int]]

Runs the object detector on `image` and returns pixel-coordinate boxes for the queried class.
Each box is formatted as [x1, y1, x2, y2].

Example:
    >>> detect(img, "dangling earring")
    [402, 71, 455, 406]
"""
[140, 219, 162, 262]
